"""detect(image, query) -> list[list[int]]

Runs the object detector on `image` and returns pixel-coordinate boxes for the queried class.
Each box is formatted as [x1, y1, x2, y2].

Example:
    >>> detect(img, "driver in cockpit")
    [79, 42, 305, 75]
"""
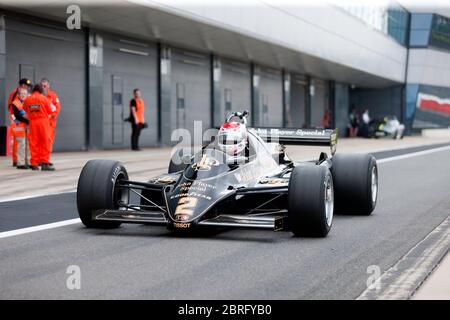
[217, 121, 249, 164]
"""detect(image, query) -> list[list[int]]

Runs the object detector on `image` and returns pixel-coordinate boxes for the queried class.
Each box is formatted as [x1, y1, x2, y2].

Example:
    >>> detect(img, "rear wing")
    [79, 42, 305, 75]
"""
[250, 127, 338, 154]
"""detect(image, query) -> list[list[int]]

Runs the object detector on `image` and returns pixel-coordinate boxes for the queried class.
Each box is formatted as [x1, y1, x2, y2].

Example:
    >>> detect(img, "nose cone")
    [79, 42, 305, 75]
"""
[165, 149, 238, 227]
[166, 175, 235, 225]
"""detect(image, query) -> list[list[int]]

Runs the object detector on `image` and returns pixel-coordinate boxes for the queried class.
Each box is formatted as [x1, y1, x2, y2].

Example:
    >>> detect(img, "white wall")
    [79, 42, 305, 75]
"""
[142, 0, 407, 82]
[407, 48, 450, 87]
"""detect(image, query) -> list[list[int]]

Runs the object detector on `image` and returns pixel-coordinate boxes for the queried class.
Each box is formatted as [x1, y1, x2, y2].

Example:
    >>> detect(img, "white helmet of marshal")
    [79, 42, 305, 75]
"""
[218, 121, 248, 156]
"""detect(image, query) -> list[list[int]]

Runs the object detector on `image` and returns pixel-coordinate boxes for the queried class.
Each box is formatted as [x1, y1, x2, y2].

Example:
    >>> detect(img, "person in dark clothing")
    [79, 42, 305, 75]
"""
[129, 89, 145, 151]
[348, 108, 359, 137]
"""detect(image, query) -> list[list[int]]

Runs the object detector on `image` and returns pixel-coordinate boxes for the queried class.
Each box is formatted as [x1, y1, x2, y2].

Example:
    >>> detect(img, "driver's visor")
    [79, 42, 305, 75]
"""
[218, 133, 243, 145]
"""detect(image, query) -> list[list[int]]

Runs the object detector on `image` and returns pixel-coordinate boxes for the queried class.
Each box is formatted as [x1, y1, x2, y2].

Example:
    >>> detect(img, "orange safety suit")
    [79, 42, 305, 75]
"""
[22, 92, 53, 166]
[10, 99, 27, 138]
[10, 98, 30, 166]
[134, 98, 145, 124]
[8, 87, 19, 108]
[46, 89, 61, 145]
[8, 87, 20, 163]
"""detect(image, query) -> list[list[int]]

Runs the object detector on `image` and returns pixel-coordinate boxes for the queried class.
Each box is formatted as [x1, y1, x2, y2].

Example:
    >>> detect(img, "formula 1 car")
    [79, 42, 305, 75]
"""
[77, 111, 378, 237]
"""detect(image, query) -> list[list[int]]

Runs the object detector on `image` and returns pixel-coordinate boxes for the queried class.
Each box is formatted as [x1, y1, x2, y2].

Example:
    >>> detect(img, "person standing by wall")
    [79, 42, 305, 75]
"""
[322, 108, 332, 129]
[10, 88, 30, 169]
[362, 108, 370, 125]
[348, 107, 359, 137]
[8, 78, 31, 166]
[361, 108, 371, 137]
[40, 78, 61, 154]
[22, 84, 55, 171]
[129, 88, 145, 151]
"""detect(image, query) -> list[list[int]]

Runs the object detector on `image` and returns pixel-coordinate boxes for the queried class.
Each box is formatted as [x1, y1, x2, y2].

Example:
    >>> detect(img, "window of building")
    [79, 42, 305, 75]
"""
[429, 15, 450, 51]
[409, 13, 433, 47]
[339, 3, 409, 46]
[387, 7, 409, 46]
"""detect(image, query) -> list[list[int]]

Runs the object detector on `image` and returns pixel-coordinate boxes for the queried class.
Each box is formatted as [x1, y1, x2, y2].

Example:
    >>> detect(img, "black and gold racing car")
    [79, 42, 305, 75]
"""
[77, 111, 378, 237]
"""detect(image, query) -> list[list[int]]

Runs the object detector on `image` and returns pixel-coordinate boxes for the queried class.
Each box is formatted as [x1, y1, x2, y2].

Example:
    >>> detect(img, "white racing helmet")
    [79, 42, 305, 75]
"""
[217, 121, 248, 156]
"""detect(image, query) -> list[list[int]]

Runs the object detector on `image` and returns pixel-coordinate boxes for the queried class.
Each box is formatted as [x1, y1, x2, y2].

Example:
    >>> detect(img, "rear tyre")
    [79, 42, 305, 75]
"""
[168, 148, 193, 173]
[331, 154, 378, 215]
[288, 165, 334, 237]
[77, 160, 128, 228]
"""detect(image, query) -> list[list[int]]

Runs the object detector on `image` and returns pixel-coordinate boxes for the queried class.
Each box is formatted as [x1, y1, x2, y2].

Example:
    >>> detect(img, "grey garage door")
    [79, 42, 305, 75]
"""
[310, 79, 330, 128]
[5, 17, 87, 151]
[214, 58, 251, 127]
[254, 66, 283, 127]
[102, 34, 158, 148]
[171, 49, 211, 140]
[289, 74, 307, 128]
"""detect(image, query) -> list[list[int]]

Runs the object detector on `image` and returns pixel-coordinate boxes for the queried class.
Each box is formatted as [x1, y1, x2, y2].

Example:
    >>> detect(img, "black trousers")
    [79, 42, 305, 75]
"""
[131, 122, 142, 150]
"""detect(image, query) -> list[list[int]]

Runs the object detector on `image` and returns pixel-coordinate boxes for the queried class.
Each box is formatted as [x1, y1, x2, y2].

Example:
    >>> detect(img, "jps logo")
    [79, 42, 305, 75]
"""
[192, 155, 219, 171]
[156, 176, 175, 183]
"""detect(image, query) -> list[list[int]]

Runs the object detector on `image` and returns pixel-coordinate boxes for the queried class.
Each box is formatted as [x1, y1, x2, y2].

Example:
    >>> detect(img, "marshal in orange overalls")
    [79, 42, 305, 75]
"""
[22, 92, 54, 167]
[9, 98, 30, 167]
[46, 89, 61, 148]
[8, 87, 21, 165]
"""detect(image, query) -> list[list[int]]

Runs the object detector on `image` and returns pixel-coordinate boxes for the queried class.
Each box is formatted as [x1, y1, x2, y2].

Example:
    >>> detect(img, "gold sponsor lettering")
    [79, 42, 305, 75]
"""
[260, 178, 288, 184]
[157, 176, 175, 183]
[173, 222, 191, 229]
[170, 192, 212, 201]
[192, 155, 219, 171]
[175, 214, 190, 221]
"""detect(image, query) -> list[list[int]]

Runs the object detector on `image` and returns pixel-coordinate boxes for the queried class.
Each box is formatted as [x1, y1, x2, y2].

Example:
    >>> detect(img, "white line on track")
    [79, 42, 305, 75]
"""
[1, 144, 450, 240]
[377, 145, 450, 163]
[0, 219, 81, 239]
[0, 190, 76, 204]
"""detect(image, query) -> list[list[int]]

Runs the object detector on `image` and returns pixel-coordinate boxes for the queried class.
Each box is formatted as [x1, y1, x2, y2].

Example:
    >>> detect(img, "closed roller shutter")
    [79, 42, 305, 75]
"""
[255, 66, 283, 127]
[5, 17, 87, 151]
[102, 34, 158, 148]
[289, 74, 307, 128]
[215, 58, 251, 127]
[171, 49, 211, 137]
[310, 79, 329, 128]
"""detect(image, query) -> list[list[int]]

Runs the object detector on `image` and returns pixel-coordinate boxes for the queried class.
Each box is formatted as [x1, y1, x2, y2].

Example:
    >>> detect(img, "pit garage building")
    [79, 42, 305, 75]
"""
[0, 0, 449, 151]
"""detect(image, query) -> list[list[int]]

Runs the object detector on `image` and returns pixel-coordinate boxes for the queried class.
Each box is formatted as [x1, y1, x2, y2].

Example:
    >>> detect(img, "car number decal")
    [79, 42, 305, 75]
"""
[175, 197, 198, 216]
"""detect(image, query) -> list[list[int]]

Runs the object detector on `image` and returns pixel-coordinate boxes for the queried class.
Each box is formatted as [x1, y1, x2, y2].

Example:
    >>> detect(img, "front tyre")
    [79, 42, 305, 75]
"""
[77, 160, 128, 228]
[331, 154, 378, 215]
[288, 165, 334, 237]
